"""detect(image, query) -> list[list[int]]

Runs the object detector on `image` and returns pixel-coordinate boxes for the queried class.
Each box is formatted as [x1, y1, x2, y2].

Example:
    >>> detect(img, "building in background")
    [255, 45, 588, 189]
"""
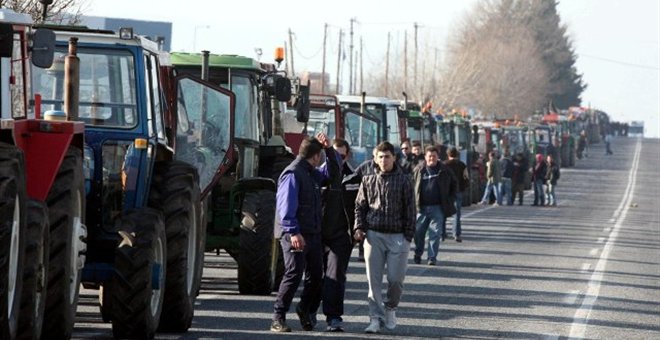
[78, 16, 172, 51]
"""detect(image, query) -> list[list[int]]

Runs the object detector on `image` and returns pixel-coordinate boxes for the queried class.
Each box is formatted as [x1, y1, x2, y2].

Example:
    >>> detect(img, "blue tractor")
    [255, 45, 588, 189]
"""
[32, 27, 234, 338]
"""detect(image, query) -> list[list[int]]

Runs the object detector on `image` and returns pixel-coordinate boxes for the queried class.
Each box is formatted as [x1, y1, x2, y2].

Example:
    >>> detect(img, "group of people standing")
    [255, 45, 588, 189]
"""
[270, 135, 469, 334]
[477, 148, 560, 207]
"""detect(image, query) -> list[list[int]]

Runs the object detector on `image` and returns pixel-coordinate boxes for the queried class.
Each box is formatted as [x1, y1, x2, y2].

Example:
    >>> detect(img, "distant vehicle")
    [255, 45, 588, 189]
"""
[628, 121, 644, 137]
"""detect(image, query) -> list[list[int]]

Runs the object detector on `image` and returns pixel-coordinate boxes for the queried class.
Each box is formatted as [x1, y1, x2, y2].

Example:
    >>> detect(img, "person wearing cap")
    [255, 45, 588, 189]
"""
[531, 153, 547, 206]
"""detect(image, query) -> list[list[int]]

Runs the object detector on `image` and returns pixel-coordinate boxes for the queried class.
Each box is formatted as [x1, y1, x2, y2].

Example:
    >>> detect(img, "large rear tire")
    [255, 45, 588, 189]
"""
[238, 190, 276, 295]
[106, 208, 167, 339]
[0, 143, 27, 340]
[149, 161, 203, 332]
[17, 200, 49, 340]
[41, 147, 85, 340]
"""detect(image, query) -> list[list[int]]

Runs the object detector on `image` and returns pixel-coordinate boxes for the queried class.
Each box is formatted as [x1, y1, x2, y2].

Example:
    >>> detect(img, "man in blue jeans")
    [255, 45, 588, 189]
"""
[499, 148, 514, 205]
[444, 147, 469, 242]
[412, 146, 458, 265]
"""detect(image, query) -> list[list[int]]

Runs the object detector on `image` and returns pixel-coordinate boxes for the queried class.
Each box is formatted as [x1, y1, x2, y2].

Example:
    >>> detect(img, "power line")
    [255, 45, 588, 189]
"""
[579, 54, 660, 70]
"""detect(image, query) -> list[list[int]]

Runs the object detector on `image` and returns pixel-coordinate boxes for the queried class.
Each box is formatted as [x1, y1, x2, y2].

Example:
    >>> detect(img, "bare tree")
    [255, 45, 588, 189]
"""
[0, 0, 86, 24]
[430, 0, 550, 119]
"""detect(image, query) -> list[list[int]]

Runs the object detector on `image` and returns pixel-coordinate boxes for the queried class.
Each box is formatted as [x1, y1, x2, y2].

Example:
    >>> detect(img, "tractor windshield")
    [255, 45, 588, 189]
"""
[343, 109, 378, 168]
[175, 76, 233, 191]
[223, 75, 258, 142]
[33, 47, 137, 128]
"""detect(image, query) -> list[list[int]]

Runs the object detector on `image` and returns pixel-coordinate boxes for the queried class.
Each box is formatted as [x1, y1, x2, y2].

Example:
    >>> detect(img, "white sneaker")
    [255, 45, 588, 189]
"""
[385, 308, 397, 330]
[364, 318, 381, 333]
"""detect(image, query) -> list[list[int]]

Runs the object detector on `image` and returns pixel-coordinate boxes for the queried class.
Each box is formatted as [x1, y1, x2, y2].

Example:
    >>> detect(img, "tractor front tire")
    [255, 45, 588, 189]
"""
[238, 190, 276, 295]
[106, 208, 167, 339]
[17, 200, 49, 340]
[0, 143, 27, 340]
[149, 161, 203, 332]
[41, 147, 85, 340]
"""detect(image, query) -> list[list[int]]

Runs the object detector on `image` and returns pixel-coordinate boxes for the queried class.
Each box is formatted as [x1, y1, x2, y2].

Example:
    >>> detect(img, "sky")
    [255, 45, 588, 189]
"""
[83, 0, 660, 138]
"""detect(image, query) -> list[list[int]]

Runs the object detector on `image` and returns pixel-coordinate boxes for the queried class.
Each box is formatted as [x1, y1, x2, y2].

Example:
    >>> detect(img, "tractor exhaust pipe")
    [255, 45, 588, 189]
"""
[64, 37, 79, 121]
[360, 91, 366, 114]
[201, 50, 209, 81]
[402, 91, 408, 110]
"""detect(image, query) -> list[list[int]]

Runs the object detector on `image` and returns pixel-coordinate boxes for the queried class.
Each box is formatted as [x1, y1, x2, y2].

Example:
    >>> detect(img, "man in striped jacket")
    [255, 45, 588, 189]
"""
[354, 141, 416, 334]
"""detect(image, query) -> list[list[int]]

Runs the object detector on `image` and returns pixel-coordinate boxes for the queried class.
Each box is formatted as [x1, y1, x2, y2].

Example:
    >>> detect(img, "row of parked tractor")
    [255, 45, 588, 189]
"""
[0, 3, 611, 339]
[281, 91, 607, 206]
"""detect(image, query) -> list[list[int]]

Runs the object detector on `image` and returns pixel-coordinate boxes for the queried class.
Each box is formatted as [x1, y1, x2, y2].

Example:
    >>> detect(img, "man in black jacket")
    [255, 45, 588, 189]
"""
[413, 145, 458, 265]
[444, 147, 469, 242]
[308, 138, 355, 332]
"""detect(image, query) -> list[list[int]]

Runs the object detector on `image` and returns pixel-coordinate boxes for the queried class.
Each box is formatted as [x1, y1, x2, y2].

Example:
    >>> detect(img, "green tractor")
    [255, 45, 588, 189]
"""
[169, 51, 307, 295]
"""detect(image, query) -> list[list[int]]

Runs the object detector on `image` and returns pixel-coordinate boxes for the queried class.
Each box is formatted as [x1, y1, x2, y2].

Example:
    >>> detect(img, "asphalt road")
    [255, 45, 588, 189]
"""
[73, 136, 660, 339]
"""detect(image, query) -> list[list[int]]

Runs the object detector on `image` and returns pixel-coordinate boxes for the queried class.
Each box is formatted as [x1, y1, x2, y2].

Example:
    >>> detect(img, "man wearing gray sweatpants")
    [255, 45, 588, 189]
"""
[354, 141, 416, 334]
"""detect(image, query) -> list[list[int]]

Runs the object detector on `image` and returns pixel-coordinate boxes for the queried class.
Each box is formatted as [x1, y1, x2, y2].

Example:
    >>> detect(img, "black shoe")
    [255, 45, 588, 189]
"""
[271, 320, 291, 332]
[414, 255, 421, 264]
[428, 259, 437, 266]
[455, 236, 463, 243]
[296, 305, 314, 331]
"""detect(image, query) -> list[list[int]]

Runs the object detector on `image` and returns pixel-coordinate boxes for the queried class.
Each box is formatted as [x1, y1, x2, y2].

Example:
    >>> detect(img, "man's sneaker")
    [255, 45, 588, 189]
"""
[385, 308, 397, 330]
[296, 305, 314, 331]
[413, 255, 421, 264]
[428, 259, 436, 266]
[270, 320, 291, 332]
[364, 318, 381, 333]
[326, 318, 344, 332]
[455, 235, 463, 243]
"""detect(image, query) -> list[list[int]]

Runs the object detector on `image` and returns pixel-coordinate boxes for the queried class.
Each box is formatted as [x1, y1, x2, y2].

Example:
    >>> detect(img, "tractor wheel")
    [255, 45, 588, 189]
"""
[0, 143, 27, 340]
[238, 190, 276, 295]
[17, 200, 49, 340]
[106, 208, 167, 339]
[41, 147, 86, 340]
[149, 161, 203, 332]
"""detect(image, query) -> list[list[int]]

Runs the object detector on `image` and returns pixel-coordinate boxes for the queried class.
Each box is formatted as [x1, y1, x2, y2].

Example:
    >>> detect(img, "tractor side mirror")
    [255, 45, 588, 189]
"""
[472, 124, 479, 145]
[31, 29, 55, 68]
[295, 82, 310, 123]
[264, 74, 292, 102]
[274, 76, 291, 102]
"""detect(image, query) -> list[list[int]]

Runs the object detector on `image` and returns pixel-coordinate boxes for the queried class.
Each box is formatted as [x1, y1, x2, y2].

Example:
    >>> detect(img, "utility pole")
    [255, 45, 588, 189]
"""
[284, 41, 289, 74]
[336, 29, 343, 95]
[385, 32, 390, 97]
[414, 22, 419, 93]
[349, 17, 355, 95]
[288, 28, 295, 77]
[321, 23, 328, 94]
[359, 37, 363, 95]
[404, 29, 408, 93]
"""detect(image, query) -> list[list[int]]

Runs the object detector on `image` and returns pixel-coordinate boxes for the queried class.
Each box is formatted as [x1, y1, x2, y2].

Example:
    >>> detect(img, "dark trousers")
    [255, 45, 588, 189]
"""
[273, 233, 323, 321]
[309, 233, 353, 322]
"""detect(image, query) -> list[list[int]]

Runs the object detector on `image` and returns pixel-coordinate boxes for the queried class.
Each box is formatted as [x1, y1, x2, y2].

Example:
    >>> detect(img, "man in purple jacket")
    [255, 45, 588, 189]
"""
[271, 136, 326, 332]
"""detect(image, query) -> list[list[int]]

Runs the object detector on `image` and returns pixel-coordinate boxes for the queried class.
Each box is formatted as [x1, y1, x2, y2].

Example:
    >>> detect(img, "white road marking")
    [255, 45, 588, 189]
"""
[597, 237, 605, 243]
[581, 263, 591, 272]
[563, 290, 581, 304]
[603, 227, 611, 233]
[569, 139, 641, 339]
[589, 248, 599, 256]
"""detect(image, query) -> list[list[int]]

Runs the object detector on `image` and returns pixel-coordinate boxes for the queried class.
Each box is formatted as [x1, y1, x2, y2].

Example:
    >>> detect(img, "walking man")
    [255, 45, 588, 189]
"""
[271, 137, 326, 332]
[444, 146, 469, 242]
[545, 154, 560, 206]
[354, 141, 415, 334]
[480, 151, 502, 205]
[531, 153, 547, 206]
[413, 145, 458, 265]
[308, 138, 355, 332]
[512, 153, 528, 205]
[499, 148, 514, 205]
